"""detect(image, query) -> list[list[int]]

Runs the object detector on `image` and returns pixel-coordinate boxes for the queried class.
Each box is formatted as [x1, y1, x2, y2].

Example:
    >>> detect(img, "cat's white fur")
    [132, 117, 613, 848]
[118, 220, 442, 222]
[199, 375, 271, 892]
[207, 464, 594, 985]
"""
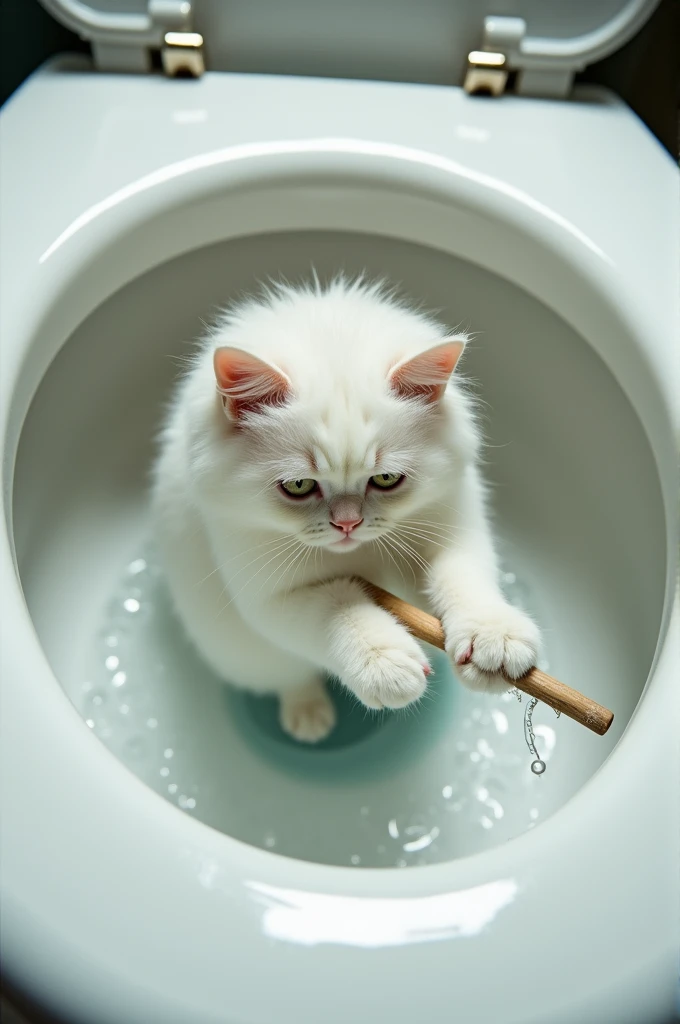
[151, 279, 540, 742]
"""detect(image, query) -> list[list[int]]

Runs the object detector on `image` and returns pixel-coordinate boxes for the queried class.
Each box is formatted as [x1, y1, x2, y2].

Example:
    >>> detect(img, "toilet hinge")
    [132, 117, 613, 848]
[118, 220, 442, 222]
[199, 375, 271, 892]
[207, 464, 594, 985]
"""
[161, 31, 205, 78]
[38, 0, 205, 78]
[464, 15, 575, 99]
[464, 16, 525, 97]
[463, 50, 510, 98]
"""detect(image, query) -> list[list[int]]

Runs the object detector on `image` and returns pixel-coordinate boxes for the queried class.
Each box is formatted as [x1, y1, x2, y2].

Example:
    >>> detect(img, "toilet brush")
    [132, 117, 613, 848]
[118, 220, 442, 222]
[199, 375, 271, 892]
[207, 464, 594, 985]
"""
[356, 578, 614, 736]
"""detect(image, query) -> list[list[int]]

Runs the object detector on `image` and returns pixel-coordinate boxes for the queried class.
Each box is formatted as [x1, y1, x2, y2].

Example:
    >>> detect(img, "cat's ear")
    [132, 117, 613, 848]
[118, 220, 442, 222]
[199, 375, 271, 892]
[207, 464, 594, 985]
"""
[389, 339, 465, 403]
[214, 347, 292, 421]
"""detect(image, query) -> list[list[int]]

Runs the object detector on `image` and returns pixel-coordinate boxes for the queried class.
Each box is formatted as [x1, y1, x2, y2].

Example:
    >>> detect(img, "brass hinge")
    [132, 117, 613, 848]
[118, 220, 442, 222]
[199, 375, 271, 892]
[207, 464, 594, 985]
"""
[39, 0, 205, 78]
[463, 15, 576, 99]
[161, 30, 205, 77]
[463, 50, 508, 97]
[463, 16, 526, 98]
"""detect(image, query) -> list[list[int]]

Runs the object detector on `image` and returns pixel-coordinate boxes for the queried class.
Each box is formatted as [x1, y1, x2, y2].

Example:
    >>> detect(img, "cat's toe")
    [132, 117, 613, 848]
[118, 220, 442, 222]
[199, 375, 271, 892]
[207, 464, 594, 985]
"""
[280, 684, 336, 743]
[448, 605, 540, 694]
[455, 661, 508, 694]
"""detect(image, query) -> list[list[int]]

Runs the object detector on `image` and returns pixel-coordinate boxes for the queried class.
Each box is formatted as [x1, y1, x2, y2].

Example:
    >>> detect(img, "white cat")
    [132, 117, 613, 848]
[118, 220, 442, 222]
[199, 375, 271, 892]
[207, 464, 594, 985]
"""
[151, 278, 540, 742]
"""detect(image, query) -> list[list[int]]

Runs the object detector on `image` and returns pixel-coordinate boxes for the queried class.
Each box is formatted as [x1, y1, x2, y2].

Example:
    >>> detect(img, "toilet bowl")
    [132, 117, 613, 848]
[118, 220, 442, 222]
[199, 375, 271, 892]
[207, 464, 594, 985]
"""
[1, 3, 678, 1022]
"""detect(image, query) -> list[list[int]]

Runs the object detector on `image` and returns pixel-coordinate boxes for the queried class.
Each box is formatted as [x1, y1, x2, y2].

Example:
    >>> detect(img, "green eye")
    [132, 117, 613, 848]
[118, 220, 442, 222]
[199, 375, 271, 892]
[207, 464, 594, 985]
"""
[370, 473, 404, 490]
[280, 478, 318, 497]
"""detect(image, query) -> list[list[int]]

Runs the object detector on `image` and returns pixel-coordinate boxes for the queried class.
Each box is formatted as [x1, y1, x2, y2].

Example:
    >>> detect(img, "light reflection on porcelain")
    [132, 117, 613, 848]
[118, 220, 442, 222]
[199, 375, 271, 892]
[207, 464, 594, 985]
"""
[455, 125, 491, 143]
[38, 138, 611, 265]
[245, 879, 518, 947]
[172, 109, 208, 125]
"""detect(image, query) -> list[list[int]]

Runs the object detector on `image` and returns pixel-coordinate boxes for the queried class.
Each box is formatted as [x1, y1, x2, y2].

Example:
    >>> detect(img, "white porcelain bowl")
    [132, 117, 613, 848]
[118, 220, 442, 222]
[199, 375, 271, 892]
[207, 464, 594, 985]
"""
[11, 220, 667, 865]
[1, 67, 678, 1024]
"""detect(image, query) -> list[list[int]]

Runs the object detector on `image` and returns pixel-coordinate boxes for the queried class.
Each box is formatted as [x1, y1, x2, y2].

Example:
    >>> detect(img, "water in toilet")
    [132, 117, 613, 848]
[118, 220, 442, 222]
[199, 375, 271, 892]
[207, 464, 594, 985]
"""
[13, 231, 664, 872]
[79, 542, 554, 867]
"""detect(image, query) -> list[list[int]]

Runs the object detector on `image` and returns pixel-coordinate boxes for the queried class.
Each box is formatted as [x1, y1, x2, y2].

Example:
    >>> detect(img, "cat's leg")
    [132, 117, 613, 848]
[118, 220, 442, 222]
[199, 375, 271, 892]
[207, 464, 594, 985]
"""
[426, 479, 541, 693]
[230, 576, 431, 711]
[279, 678, 337, 743]
[155, 506, 336, 741]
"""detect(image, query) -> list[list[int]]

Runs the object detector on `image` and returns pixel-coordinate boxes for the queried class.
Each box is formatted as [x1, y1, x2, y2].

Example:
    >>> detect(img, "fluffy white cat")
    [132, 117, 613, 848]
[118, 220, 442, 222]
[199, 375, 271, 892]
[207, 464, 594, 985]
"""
[151, 278, 540, 742]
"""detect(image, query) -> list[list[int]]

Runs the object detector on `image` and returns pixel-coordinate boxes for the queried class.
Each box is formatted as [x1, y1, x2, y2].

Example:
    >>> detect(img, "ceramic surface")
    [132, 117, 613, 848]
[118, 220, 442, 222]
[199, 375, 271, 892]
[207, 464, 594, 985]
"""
[12, 230, 665, 872]
[0, 62, 678, 1024]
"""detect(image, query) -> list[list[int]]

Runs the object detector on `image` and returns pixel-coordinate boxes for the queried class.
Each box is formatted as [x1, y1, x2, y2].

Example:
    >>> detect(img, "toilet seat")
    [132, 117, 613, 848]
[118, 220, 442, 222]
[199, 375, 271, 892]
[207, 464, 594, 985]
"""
[1, 37, 678, 1024]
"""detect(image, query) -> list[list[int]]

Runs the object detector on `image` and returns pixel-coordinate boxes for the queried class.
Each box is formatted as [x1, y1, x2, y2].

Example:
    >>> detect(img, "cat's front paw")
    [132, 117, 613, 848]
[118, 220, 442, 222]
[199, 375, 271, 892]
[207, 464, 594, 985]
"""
[445, 603, 540, 694]
[336, 623, 431, 710]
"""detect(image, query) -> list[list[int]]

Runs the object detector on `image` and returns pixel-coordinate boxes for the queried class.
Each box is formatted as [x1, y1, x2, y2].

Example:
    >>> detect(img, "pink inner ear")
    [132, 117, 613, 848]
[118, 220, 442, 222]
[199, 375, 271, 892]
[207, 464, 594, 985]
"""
[214, 347, 292, 421]
[389, 339, 465, 403]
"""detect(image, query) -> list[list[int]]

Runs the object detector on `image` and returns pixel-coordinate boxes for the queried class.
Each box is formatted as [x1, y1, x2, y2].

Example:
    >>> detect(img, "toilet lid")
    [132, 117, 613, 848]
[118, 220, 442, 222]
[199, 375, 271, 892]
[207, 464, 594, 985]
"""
[39, 0, 662, 97]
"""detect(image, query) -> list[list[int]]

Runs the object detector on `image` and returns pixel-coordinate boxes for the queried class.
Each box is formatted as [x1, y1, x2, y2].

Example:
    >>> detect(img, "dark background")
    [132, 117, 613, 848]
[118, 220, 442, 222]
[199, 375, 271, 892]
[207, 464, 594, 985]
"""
[1, 0, 679, 154]
[0, 1, 678, 1022]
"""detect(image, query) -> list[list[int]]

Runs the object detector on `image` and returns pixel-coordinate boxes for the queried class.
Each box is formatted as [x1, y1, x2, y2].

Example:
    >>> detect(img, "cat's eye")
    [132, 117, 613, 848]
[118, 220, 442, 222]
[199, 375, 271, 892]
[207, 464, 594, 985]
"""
[280, 478, 318, 498]
[370, 473, 404, 490]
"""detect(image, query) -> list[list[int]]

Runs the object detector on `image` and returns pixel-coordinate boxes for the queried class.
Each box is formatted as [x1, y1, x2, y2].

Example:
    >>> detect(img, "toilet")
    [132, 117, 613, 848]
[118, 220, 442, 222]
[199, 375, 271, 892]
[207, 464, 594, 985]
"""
[1, 1, 678, 1022]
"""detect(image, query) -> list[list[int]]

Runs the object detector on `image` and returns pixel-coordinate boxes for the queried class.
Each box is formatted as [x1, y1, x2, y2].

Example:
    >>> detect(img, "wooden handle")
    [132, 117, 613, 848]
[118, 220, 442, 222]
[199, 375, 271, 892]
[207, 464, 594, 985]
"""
[356, 578, 614, 736]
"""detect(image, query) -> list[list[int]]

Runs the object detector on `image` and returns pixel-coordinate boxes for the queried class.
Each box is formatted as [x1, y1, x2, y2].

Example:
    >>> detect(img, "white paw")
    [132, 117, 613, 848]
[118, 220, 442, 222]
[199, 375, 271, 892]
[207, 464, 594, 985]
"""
[446, 603, 540, 694]
[338, 627, 430, 710]
[280, 683, 336, 743]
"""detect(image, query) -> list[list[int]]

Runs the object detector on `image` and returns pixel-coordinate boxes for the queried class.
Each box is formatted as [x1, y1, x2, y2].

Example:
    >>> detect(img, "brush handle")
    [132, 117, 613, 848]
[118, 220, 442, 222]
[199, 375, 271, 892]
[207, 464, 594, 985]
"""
[357, 579, 614, 736]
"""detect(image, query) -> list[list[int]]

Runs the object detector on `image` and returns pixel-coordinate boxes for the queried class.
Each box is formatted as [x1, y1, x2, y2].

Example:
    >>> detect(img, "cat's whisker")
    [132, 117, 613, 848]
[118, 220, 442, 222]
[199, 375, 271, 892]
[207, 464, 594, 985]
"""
[376, 535, 407, 586]
[249, 543, 308, 609]
[480, 440, 512, 450]
[396, 525, 453, 542]
[382, 534, 419, 585]
[301, 544, 317, 588]
[376, 536, 394, 573]
[395, 533, 450, 553]
[398, 516, 475, 536]
[400, 516, 460, 530]
[393, 525, 457, 552]
[222, 542, 304, 619]
[398, 520, 458, 532]
[194, 535, 294, 588]
[218, 537, 298, 595]
[372, 537, 386, 566]
[428, 501, 464, 517]
[388, 528, 428, 559]
[399, 517, 462, 534]
[381, 536, 404, 582]
[214, 539, 300, 616]
[387, 531, 431, 577]
[247, 477, 286, 501]
[397, 523, 459, 542]
[284, 542, 314, 601]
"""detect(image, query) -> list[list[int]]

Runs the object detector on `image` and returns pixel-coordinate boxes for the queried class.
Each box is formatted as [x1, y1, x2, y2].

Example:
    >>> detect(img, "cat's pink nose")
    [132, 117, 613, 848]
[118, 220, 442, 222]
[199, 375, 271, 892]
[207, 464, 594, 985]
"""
[331, 517, 364, 534]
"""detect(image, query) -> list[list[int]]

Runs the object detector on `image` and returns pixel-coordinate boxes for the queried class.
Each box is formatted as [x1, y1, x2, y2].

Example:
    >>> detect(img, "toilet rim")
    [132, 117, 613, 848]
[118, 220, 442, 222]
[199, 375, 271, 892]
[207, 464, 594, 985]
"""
[3, 140, 676, 635]
[2, 140, 677, 468]
[2, 142, 676, 387]
[1, 141, 678, 1020]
